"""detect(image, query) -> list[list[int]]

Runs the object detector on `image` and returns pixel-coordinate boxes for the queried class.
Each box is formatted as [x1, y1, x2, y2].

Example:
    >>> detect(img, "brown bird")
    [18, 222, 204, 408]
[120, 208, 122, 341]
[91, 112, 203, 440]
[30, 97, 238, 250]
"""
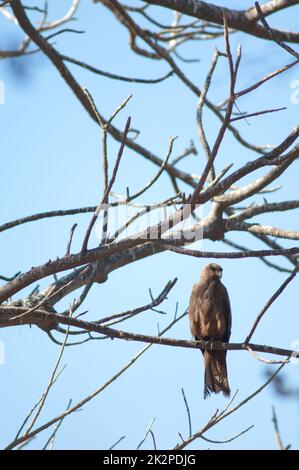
[189, 263, 231, 398]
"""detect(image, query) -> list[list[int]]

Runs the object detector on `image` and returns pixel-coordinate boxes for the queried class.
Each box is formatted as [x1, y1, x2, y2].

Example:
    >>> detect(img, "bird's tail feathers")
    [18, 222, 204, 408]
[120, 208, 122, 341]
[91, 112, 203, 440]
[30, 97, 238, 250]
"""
[204, 350, 230, 399]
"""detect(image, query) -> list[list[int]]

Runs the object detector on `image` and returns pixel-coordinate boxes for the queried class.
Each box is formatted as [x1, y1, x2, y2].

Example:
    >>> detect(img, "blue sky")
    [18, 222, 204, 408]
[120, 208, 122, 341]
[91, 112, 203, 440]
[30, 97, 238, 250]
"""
[0, 0, 299, 450]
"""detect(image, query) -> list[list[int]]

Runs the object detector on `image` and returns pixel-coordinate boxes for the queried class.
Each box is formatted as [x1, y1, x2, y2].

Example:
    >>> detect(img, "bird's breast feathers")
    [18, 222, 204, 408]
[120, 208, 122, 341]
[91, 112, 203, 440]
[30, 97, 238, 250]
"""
[190, 280, 228, 339]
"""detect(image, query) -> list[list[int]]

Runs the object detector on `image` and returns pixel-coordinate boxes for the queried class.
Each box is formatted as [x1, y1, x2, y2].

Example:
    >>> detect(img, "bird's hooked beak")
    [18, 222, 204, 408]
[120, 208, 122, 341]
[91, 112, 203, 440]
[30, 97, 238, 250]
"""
[216, 269, 222, 279]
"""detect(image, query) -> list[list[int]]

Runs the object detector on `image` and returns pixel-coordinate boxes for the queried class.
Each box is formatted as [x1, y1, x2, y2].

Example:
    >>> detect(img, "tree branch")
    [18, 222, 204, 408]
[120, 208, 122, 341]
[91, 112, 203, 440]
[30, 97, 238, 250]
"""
[1, 305, 298, 360]
[140, 0, 299, 43]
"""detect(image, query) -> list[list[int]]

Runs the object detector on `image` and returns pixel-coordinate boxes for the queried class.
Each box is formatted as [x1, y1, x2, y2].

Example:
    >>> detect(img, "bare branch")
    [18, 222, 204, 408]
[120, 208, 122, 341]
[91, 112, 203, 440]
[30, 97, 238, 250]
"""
[228, 220, 299, 241]
[254, 1, 299, 59]
[196, 47, 220, 182]
[175, 362, 286, 450]
[0, 271, 21, 282]
[81, 115, 131, 252]
[235, 58, 299, 99]
[228, 200, 299, 223]
[230, 106, 286, 123]
[65, 223, 78, 256]
[245, 265, 299, 343]
[62, 54, 173, 83]
[222, 237, 292, 274]
[246, 346, 290, 365]
[162, 244, 299, 260]
[181, 388, 192, 438]
[1, 305, 298, 361]
[271, 406, 290, 450]
[4, 308, 187, 450]
[0, 206, 96, 234]
[138, 0, 299, 43]
[109, 435, 126, 451]
[42, 399, 72, 450]
[200, 424, 254, 444]
[125, 136, 178, 202]
[137, 418, 156, 450]
[24, 326, 70, 436]
[96, 278, 177, 324]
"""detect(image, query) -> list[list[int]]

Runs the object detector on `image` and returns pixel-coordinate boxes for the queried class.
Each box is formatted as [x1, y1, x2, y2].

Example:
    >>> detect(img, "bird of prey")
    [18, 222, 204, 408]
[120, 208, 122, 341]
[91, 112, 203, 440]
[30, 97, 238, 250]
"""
[189, 263, 231, 398]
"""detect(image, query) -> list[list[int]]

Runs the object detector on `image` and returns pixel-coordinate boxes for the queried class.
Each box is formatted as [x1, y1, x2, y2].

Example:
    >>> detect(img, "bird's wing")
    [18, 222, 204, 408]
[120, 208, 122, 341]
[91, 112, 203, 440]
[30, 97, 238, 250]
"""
[221, 284, 232, 343]
[188, 283, 201, 339]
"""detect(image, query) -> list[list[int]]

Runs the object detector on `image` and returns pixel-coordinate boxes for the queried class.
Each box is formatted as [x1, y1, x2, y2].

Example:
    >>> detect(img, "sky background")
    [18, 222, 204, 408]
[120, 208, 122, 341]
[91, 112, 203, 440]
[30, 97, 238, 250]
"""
[0, 0, 299, 450]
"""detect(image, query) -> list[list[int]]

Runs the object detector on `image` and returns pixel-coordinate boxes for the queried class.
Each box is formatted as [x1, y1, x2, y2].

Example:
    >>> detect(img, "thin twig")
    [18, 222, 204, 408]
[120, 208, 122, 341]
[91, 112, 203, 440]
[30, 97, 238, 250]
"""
[245, 265, 299, 343]
[0, 207, 97, 234]
[81, 115, 131, 252]
[272, 406, 284, 450]
[62, 54, 173, 83]
[162, 244, 299, 260]
[136, 418, 156, 450]
[65, 223, 78, 255]
[200, 424, 254, 444]
[181, 388, 192, 438]
[42, 399, 72, 450]
[196, 47, 219, 182]
[9, 266, 90, 321]
[109, 435, 126, 450]
[255, 2, 299, 59]
[126, 136, 178, 202]
[63, 282, 93, 316]
[5, 310, 187, 450]
[149, 430, 157, 450]
[222, 238, 292, 274]
[23, 326, 70, 436]
[96, 278, 177, 324]
[235, 58, 299, 99]
[0, 271, 21, 282]
[188, 13, 237, 207]
[230, 106, 286, 122]
[246, 346, 290, 364]
[175, 362, 286, 450]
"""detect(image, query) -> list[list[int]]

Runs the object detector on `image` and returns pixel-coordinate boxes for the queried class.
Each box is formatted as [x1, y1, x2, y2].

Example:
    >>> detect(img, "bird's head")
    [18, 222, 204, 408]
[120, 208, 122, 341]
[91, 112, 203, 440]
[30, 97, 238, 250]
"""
[201, 263, 223, 281]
